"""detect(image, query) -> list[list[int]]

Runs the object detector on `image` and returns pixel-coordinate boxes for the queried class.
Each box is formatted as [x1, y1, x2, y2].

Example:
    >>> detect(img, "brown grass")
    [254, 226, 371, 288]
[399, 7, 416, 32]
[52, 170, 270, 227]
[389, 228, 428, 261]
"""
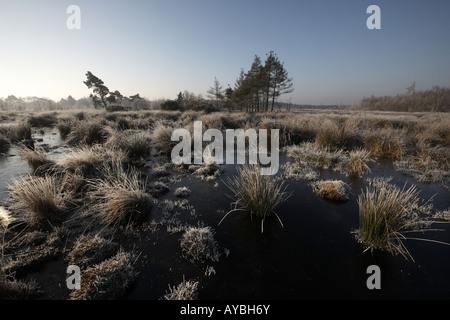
[312, 180, 350, 201]
[69, 249, 139, 300]
[89, 161, 154, 227]
[7, 175, 71, 226]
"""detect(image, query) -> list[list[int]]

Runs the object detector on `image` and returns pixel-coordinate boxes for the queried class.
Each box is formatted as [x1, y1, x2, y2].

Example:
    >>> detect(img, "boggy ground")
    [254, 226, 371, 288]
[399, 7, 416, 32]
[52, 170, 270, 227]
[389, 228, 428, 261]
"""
[0, 108, 449, 300]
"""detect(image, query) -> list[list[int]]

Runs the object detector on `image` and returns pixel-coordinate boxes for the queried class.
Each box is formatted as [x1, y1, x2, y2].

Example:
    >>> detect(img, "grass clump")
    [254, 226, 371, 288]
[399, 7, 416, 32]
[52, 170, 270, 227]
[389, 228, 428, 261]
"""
[356, 178, 440, 261]
[285, 142, 347, 172]
[152, 121, 175, 154]
[66, 234, 119, 269]
[347, 148, 372, 177]
[0, 134, 10, 154]
[0, 275, 41, 300]
[312, 180, 350, 201]
[364, 130, 404, 159]
[174, 186, 191, 198]
[27, 113, 57, 128]
[19, 146, 55, 176]
[56, 116, 76, 138]
[66, 119, 107, 146]
[4, 122, 32, 143]
[220, 165, 291, 233]
[162, 277, 199, 300]
[69, 250, 139, 300]
[7, 175, 70, 226]
[180, 226, 220, 262]
[58, 145, 124, 179]
[89, 161, 154, 227]
[105, 128, 152, 161]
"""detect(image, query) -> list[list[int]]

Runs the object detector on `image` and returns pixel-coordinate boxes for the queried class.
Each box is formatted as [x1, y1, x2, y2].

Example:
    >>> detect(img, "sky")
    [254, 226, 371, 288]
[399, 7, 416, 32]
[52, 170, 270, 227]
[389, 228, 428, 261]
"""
[0, 0, 449, 105]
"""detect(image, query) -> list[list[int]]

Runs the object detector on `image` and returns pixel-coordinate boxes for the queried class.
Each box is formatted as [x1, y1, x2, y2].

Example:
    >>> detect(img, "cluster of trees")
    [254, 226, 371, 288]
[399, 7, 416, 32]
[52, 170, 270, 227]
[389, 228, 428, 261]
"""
[354, 83, 450, 112]
[206, 51, 294, 112]
[84, 71, 151, 111]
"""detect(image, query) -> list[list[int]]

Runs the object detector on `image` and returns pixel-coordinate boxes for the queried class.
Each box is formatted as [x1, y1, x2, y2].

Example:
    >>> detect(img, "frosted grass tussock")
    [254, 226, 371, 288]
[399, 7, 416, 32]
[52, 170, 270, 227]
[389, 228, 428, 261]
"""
[7, 175, 71, 226]
[347, 148, 372, 177]
[162, 276, 199, 300]
[89, 161, 154, 227]
[180, 225, 220, 262]
[220, 165, 291, 233]
[312, 180, 350, 201]
[355, 177, 447, 261]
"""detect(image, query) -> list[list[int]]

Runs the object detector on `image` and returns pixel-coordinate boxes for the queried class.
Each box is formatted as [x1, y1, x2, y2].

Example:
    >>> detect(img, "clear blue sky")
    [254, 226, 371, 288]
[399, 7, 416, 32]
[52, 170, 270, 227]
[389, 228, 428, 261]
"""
[1, 0, 449, 105]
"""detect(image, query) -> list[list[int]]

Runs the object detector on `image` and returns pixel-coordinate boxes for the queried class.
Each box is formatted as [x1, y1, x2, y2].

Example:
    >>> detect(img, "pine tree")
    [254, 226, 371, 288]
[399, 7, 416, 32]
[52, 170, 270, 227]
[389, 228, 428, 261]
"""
[84, 71, 110, 109]
[207, 77, 224, 108]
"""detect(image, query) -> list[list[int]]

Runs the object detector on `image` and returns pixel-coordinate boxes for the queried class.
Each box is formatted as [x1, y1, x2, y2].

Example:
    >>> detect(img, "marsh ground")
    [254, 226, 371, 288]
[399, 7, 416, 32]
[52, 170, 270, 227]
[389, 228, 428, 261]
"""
[0, 109, 449, 300]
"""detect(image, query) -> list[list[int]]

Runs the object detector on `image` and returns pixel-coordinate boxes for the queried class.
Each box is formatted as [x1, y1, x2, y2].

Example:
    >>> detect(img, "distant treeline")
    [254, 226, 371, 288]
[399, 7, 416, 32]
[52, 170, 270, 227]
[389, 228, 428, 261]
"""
[0, 95, 166, 112]
[353, 85, 450, 112]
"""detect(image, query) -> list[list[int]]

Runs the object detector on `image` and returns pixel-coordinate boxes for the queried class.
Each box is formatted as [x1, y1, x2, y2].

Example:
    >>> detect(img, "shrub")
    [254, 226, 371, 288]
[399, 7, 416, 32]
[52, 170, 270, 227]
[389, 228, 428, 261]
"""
[190, 101, 216, 113]
[220, 165, 291, 233]
[161, 100, 181, 111]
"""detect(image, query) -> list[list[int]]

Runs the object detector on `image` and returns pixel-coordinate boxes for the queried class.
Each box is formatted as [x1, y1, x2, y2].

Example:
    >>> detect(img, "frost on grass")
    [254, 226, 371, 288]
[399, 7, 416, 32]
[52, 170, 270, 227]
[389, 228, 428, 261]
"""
[281, 162, 318, 181]
[162, 277, 199, 300]
[89, 161, 155, 227]
[180, 226, 220, 263]
[65, 234, 119, 269]
[347, 148, 372, 177]
[0, 276, 41, 300]
[174, 186, 191, 198]
[394, 156, 450, 184]
[356, 177, 437, 261]
[312, 180, 350, 201]
[7, 174, 71, 226]
[434, 208, 450, 222]
[284, 142, 348, 172]
[70, 250, 139, 300]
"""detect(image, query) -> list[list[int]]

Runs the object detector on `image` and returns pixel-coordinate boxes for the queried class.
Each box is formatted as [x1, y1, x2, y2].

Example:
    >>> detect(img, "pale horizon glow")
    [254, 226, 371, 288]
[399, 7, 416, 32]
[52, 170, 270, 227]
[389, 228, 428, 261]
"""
[1, 0, 449, 106]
